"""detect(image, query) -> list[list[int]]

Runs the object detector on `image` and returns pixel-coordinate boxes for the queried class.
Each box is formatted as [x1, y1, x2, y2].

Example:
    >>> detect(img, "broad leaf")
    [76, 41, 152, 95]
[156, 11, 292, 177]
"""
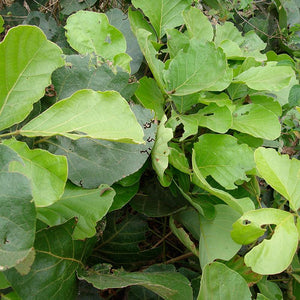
[254, 147, 300, 211]
[151, 115, 173, 183]
[106, 8, 144, 74]
[135, 77, 165, 120]
[257, 276, 283, 300]
[169, 143, 191, 174]
[52, 55, 137, 101]
[21, 89, 144, 144]
[39, 104, 155, 188]
[0, 171, 35, 271]
[4, 220, 93, 300]
[3, 139, 67, 207]
[0, 25, 64, 131]
[232, 104, 281, 140]
[199, 205, 241, 268]
[198, 262, 251, 300]
[194, 134, 255, 190]
[37, 183, 115, 240]
[192, 150, 255, 214]
[60, 0, 97, 15]
[132, 0, 192, 39]
[164, 39, 228, 95]
[65, 11, 126, 60]
[0, 144, 22, 171]
[234, 65, 295, 91]
[95, 211, 160, 265]
[166, 29, 190, 59]
[0, 15, 4, 33]
[231, 208, 298, 274]
[78, 263, 193, 300]
[183, 7, 213, 41]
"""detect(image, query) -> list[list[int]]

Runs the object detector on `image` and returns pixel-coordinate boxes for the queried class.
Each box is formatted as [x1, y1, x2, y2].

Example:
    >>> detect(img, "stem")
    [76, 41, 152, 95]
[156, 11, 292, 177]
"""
[0, 130, 20, 139]
[164, 252, 194, 264]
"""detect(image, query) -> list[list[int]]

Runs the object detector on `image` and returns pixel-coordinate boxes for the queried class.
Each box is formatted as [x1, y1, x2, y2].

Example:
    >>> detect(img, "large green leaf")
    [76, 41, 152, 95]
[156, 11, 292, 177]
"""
[0, 171, 35, 271]
[151, 115, 173, 183]
[0, 25, 64, 131]
[39, 104, 155, 188]
[78, 263, 193, 300]
[194, 134, 255, 190]
[65, 11, 126, 61]
[4, 220, 93, 300]
[52, 55, 137, 101]
[95, 211, 160, 265]
[254, 147, 300, 211]
[232, 104, 281, 140]
[3, 139, 67, 207]
[199, 205, 241, 268]
[21, 89, 144, 144]
[192, 150, 254, 214]
[231, 208, 298, 274]
[234, 65, 295, 91]
[198, 262, 251, 300]
[164, 39, 228, 95]
[183, 7, 213, 41]
[37, 183, 115, 240]
[132, 0, 192, 39]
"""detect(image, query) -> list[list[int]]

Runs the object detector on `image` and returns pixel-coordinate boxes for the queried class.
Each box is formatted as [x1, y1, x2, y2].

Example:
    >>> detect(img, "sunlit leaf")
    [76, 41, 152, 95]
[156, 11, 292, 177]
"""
[0, 25, 64, 131]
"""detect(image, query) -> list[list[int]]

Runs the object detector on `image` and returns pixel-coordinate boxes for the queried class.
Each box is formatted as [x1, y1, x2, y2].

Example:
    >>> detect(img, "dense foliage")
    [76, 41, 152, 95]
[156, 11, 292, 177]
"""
[0, 0, 299, 299]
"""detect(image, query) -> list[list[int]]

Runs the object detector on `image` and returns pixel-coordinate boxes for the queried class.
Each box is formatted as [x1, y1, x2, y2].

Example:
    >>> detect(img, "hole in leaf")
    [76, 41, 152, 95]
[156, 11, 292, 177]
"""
[243, 219, 251, 225]
[203, 113, 214, 117]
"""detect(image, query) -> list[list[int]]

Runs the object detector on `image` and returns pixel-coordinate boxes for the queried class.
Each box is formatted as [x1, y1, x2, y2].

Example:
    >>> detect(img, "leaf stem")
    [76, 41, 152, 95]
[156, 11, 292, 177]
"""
[0, 130, 20, 139]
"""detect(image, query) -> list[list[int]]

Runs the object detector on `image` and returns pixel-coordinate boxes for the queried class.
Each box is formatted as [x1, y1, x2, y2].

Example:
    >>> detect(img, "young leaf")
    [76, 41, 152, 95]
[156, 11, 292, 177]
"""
[0, 25, 64, 131]
[183, 7, 213, 41]
[21, 89, 144, 144]
[65, 11, 126, 61]
[39, 104, 155, 189]
[198, 262, 252, 300]
[231, 208, 298, 274]
[199, 205, 241, 268]
[164, 39, 228, 95]
[193, 134, 255, 190]
[151, 115, 173, 183]
[234, 65, 295, 91]
[232, 104, 281, 140]
[78, 263, 193, 300]
[0, 172, 36, 271]
[4, 220, 93, 300]
[37, 183, 115, 240]
[254, 147, 300, 211]
[192, 149, 255, 214]
[132, 0, 192, 39]
[3, 139, 67, 207]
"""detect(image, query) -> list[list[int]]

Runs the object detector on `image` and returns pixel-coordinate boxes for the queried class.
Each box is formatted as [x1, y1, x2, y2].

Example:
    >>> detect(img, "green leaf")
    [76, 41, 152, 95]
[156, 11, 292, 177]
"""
[21, 89, 144, 144]
[151, 115, 173, 182]
[132, 0, 192, 39]
[232, 104, 281, 140]
[183, 7, 213, 41]
[37, 183, 115, 240]
[135, 77, 165, 120]
[166, 29, 190, 59]
[288, 84, 300, 107]
[231, 208, 298, 274]
[106, 8, 144, 74]
[192, 149, 255, 214]
[60, 0, 97, 15]
[0, 15, 4, 33]
[39, 104, 155, 188]
[250, 95, 282, 117]
[0, 272, 10, 289]
[234, 65, 295, 91]
[0, 172, 36, 271]
[215, 22, 244, 46]
[0, 144, 22, 171]
[95, 211, 161, 265]
[52, 55, 137, 101]
[136, 29, 165, 92]
[0, 25, 64, 131]
[169, 143, 191, 174]
[198, 262, 251, 300]
[257, 276, 283, 300]
[164, 39, 228, 95]
[4, 220, 93, 300]
[199, 205, 241, 268]
[194, 134, 255, 190]
[254, 147, 300, 211]
[78, 263, 193, 300]
[3, 139, 67, 207]
[65, 11, 126, 61]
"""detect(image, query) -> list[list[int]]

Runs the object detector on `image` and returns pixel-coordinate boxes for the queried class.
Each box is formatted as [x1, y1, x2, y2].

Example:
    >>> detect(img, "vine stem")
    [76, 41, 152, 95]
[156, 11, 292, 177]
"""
[0, 130, 20, 139]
